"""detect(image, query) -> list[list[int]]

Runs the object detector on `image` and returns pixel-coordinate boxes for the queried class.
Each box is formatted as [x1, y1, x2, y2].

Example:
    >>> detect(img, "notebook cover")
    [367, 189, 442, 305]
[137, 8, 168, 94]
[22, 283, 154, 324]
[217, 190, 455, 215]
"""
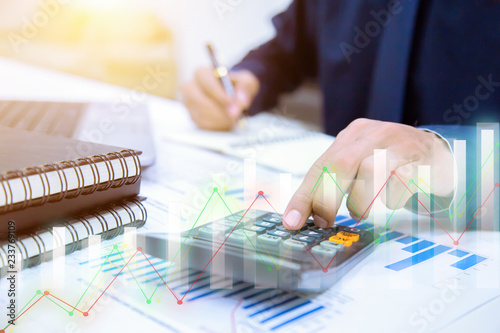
[0, 126, 142, 237]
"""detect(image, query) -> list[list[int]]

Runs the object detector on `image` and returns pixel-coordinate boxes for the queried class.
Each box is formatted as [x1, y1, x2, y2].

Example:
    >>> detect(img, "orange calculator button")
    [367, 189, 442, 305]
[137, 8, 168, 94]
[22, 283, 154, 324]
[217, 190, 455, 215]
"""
[336, 231, 360, 242]
[328, 236, 352, 247]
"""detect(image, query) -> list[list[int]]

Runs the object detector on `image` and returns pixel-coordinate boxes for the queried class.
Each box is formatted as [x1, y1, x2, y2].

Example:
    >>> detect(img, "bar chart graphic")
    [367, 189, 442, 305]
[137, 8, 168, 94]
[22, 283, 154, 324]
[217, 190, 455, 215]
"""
[79, 251, 326, 331]
[334, 217, 488, 273]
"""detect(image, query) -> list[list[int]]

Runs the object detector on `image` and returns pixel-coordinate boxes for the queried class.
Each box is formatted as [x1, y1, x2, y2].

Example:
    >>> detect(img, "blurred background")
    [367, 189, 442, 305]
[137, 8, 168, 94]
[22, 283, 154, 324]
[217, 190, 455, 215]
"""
[0, 0, 322, 125]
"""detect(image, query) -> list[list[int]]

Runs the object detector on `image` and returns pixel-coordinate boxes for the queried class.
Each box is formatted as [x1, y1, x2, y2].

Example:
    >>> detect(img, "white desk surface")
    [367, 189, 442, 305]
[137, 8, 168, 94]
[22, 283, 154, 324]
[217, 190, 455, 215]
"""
[1, 57, 499, 333]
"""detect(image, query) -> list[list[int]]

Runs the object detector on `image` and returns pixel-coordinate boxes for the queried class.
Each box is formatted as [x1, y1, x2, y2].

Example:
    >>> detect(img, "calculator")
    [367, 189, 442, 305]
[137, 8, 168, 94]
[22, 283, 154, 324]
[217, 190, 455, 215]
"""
[139, 210, 377, 291]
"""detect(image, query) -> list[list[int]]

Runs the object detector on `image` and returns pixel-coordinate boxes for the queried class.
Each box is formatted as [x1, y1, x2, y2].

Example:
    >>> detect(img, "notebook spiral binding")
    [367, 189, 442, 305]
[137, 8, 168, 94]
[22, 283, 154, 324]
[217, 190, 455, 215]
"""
[0, 149, 141, 214]
[0, 197, 146, 276]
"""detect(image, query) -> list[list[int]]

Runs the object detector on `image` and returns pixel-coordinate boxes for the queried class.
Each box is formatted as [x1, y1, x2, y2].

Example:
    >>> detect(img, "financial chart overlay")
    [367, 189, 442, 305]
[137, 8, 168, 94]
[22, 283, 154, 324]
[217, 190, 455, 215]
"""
[1, 129, 498, 332]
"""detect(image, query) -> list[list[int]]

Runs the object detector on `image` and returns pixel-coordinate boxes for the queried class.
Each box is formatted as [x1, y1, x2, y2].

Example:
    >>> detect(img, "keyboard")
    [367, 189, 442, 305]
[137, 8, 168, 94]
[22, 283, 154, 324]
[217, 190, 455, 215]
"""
[140, 210, 377, 291]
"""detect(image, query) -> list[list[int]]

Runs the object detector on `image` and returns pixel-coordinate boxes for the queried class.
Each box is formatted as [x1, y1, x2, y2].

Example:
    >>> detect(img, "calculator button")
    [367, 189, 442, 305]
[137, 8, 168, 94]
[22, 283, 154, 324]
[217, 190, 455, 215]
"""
[308, 226, 336, 237]
[292, 235, 317, 245]
[244, 225, 267, 235]
[276, 225, 292, 232]
[257, 234, 283, 252]
[233, 210, 268, 219]
[311, 245, 339, 260]
[198, 223, 230, 233]
[336, 231, 360, 242]
[300, 230, 323, 238]
[224, 217, 242, 226]
[282, 239, 308, 253]
[262, 216, 282, 224]
[225, 229, 256, 247]
[320, 241, 343, 252]
[227, 214, 254, 226]
[255, 221, 276, 229]
[337, 226, 357, 233]
[305, 219, 315, 226]
[267, 229, 292, 239]
[328, 235, 352, 247]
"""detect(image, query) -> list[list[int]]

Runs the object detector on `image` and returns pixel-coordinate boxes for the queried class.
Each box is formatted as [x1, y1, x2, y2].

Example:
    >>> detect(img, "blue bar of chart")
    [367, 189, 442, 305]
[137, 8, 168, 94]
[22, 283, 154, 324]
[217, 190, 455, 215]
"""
[80, 253, 326, 332]
[451, 254, 487, 270]
[402, 240, 435, 253]
[378, 231, 404, 243]
[396, 236, 419, 244]
[385, 245, 451, 271]
[385, 233, 488, 272]
[448, 249, 469, 258]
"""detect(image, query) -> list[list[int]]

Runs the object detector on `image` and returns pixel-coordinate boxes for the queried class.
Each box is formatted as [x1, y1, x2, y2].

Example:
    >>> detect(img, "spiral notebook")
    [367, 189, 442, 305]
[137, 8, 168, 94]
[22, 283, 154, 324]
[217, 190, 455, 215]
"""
[0, 197, 146, 278]
[163, 112, 335, 175]
[0, 126, 142, 235]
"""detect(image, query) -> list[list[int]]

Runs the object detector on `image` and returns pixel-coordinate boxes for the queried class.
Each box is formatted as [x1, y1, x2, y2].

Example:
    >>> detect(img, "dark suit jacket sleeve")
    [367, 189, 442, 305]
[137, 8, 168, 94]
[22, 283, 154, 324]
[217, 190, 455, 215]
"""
[232, 0, 318, 114]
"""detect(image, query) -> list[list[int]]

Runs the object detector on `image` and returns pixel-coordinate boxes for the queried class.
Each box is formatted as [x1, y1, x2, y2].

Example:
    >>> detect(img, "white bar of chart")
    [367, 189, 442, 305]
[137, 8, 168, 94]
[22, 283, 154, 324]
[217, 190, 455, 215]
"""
[52, 227, 66, 289]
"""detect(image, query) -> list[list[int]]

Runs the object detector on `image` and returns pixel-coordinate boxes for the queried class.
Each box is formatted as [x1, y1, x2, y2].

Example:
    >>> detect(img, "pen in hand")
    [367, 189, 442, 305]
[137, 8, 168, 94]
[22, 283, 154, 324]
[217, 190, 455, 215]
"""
[206, 43, 247, 129]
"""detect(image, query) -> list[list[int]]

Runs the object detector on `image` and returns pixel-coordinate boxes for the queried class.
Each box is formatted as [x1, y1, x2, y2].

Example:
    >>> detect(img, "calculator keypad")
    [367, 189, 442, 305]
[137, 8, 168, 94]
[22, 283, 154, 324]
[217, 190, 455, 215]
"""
[188, 210, 373, 268]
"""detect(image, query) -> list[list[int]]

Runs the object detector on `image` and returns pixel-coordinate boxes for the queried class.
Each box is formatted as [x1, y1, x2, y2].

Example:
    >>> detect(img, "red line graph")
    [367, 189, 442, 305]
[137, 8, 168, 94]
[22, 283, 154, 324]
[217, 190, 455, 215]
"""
[3, 294, 45, 331]
[180, 195, 260, 302]
[48, 293, 84, 314]
[2, 174, 497, 331]
[457, 185, 498, 242]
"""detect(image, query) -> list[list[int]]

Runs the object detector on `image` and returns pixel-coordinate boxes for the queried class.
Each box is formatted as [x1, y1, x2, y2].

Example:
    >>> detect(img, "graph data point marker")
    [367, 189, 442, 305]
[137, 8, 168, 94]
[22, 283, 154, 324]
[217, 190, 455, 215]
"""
[409, 179, 414, 184]
[496, 183, 500, 188]
[177, 300, 183, 305]
[83, 312, 89, 317]
[453, 241, 459, 246]
[223, 186, 228, 192]
[214, 187, 218, 192]
[390, 170, 396, 176]
[418, 178, 423, 183]
[69, 312, 74, 316]
[266, 266, 272, 271]
[123, 244, 128, 249]
[276, 265, 281, 270]
[323, 166, 328, 171]
[44, 291, 50, 296]
[323, 268, 328, 273]
[496, 142, 500, 147]
[137, 247, 143, 252]
[114, 245, 118, 249]
[448, 214, 453, 219]
[147, 299, 151, 304]
[374, 238, 380, 243]
[458, 213, 462, 218]
[1, 330, 4, 333]
[156, 298, 161, 303]
[258, 190, 264, 195]
[36, 290, 42, 294]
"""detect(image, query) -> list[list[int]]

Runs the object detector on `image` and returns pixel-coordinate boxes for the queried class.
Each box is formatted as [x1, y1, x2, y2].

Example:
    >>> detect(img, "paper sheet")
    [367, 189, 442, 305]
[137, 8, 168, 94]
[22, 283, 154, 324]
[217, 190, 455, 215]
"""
[162, 112, 335, 176]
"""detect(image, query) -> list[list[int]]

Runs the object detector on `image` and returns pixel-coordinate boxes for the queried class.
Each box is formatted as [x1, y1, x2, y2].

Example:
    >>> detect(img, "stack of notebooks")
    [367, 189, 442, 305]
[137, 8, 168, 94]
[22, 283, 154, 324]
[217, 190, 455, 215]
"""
[0, 126, 147, 277]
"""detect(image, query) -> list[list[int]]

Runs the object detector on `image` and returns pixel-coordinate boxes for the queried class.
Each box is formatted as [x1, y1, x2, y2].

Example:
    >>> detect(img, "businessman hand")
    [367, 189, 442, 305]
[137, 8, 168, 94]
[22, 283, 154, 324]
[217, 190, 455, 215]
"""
[282, 119, 455, 230]
[181, 68, 260, 131]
